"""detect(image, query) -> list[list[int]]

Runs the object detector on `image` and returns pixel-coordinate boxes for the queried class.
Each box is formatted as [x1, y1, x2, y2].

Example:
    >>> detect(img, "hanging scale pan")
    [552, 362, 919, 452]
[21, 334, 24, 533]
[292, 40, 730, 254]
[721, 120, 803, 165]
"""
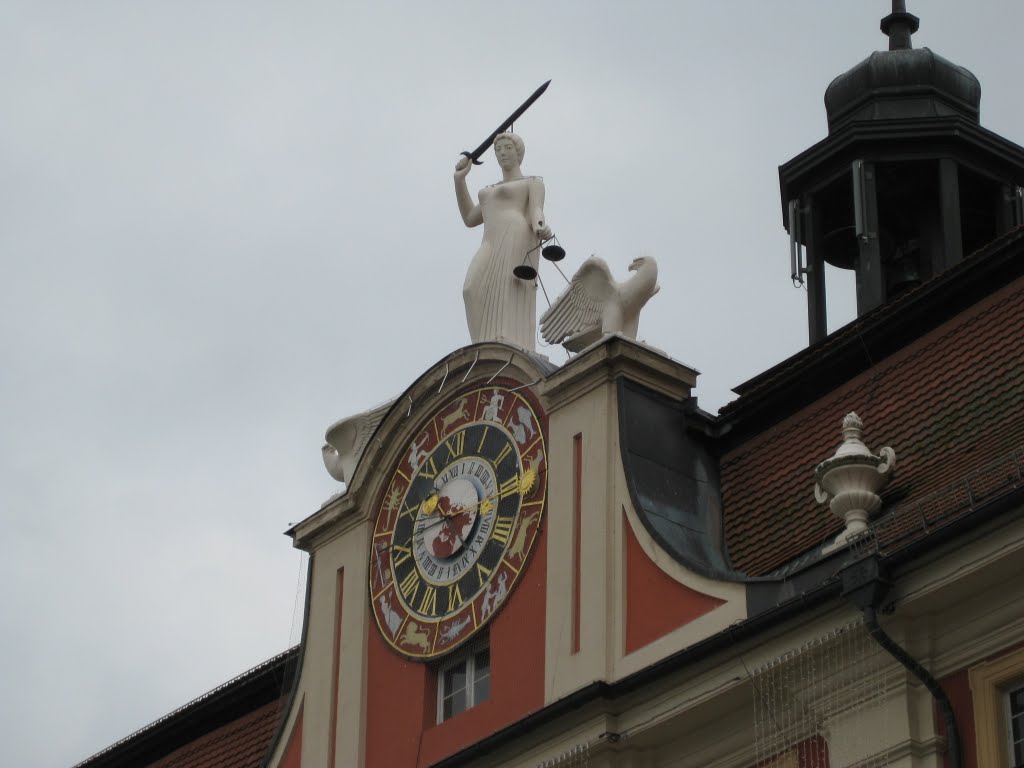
[513, 263, 538, 281]
[542, 238, 565, 262]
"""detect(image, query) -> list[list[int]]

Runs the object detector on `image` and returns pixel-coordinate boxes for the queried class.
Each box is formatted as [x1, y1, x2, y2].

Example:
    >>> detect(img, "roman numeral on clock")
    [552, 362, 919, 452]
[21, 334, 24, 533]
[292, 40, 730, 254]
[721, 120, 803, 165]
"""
[499, 474, 520, 499]
[418, 585, 438, 616]
[392, 545, 412, 567]
[494, 443, 513, 466]
[444, 432, 465, 460]
[399, 569, 420, 601]
[447, 584, 463, 612]
[492, 516, 514, 545]
[418, 456, 438, 480]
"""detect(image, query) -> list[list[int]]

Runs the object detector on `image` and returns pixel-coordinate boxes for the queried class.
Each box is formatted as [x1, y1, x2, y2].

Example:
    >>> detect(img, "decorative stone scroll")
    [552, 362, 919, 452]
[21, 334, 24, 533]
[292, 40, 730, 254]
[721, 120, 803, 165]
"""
[322, 399, 394, 485]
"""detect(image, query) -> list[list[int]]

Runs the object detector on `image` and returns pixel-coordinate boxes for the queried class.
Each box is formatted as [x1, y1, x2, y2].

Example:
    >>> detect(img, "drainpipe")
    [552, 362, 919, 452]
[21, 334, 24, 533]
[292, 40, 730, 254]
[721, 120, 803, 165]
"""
[841, 556, 962, 768]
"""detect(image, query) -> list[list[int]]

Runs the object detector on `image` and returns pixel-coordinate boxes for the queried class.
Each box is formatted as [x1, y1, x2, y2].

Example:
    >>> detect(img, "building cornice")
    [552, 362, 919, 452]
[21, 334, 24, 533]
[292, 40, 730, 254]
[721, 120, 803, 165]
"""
[541, 335, 698, 411]
[718, 228, 1024, 447]
[289, 343, 556, 551]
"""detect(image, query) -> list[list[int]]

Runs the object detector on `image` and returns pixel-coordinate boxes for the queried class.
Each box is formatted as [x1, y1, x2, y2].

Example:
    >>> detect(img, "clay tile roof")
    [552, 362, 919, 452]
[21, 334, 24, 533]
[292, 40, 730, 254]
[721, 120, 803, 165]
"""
[721, 272, 1024, 576]
[74, 648, 297, 768]
[147, 698, 284, 768]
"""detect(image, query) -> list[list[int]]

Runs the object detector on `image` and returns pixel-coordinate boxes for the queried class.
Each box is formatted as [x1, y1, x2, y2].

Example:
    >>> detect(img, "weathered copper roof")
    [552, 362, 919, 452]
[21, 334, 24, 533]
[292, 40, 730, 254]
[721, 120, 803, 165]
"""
[823, 3, 980, 131]
[824, 47, 980, 131]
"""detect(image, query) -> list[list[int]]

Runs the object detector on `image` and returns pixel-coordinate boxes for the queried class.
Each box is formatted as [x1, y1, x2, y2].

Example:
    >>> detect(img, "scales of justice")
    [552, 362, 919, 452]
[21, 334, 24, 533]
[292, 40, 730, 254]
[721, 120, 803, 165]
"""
[322, 80, 661, 487]
[453, 80, 660, 355]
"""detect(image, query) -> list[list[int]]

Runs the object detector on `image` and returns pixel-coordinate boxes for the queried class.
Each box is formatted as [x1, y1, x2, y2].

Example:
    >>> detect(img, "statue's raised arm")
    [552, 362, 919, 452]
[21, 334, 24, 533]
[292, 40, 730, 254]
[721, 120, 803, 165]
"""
[456, 132, 552, 352]
[453, 156, 482, 228]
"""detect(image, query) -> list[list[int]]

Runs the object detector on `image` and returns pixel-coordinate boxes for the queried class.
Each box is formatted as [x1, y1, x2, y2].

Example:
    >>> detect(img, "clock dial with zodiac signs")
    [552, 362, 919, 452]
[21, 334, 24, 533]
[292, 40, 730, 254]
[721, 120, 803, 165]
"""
[369, 382, 547, 660]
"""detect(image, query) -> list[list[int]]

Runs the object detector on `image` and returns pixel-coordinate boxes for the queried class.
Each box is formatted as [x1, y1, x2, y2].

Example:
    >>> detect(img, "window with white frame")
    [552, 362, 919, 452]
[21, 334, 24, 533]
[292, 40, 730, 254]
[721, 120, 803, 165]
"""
[969, 646, 1024, 766]
[437, 644, 490, 723]
[1008, 681, 1024, 768]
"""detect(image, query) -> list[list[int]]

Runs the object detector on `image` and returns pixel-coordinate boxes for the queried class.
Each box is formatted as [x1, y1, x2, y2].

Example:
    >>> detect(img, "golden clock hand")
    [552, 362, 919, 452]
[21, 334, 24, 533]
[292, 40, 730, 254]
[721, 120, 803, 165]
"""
[437, 491, 498, 520]
[413, 493, 491, 532]
[414, 467, 541, 534]
[419, 492, 440, 516]
[457, 494, 497, 517]
[415, 504, 479, 534]
[416, 515, 452, 534]
[444, 468, 537, 517]
[415, 459, 542, 520]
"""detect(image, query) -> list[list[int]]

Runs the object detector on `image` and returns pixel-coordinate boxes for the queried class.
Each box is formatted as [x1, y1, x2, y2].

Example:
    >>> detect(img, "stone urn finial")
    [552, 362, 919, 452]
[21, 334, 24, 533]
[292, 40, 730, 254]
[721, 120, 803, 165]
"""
[814, 412, 896, 550]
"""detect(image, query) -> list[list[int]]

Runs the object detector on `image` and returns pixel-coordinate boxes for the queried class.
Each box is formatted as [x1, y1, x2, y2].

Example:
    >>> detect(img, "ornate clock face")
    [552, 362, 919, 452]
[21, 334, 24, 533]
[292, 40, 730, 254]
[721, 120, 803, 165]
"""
[369, 383, 547, 659]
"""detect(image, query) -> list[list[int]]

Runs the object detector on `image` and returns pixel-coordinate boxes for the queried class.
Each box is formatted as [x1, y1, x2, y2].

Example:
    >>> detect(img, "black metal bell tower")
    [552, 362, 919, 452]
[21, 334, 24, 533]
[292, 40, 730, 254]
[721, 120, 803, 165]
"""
[781, 1, 1024, 344]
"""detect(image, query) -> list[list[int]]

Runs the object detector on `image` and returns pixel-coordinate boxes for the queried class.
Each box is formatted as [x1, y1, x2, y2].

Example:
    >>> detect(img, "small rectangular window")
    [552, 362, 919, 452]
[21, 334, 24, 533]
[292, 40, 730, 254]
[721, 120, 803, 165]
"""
[1008, 682, 1024, 767]
[969, 649, 1024, 766]
[472, 648, 490, 704]
[437, 644, 490, 723]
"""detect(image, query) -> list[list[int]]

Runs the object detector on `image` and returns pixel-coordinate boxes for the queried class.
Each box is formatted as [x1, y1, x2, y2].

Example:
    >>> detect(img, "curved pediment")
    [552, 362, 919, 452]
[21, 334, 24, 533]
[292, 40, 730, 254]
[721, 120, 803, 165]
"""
[294, 342, 556, 550]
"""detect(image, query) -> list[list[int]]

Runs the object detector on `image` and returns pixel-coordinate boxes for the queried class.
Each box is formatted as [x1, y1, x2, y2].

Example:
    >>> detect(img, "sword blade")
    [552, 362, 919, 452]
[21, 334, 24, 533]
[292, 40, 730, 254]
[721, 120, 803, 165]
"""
[465, 79, 551, 163]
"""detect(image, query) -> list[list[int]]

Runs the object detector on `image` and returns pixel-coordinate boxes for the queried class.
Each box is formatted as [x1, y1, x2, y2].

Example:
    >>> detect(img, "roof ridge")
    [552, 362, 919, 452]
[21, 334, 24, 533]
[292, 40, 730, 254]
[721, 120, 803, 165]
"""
[72, 647, 297, 768]
[721, 225, 1024, 416]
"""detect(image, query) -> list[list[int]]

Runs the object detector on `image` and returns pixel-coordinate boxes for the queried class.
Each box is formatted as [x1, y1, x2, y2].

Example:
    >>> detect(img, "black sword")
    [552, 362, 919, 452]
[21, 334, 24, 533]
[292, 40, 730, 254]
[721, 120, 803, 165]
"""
[461, 79, 551, 166]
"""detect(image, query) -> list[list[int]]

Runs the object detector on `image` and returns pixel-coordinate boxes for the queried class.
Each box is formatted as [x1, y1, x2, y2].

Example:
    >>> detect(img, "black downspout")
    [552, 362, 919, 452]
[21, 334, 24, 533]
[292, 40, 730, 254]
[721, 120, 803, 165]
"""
[841, 557, 963, 768]
[862, 605, 962, 768]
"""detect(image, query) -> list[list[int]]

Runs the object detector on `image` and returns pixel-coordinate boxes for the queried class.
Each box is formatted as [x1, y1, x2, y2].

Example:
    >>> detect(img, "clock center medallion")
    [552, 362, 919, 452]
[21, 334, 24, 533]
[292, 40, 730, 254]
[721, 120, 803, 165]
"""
[417, 466, 495, 562]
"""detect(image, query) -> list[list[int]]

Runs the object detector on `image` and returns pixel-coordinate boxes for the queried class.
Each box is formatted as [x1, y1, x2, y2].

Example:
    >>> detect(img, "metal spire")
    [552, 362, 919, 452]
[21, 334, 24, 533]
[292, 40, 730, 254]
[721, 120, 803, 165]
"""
[880, 1, 920, 51]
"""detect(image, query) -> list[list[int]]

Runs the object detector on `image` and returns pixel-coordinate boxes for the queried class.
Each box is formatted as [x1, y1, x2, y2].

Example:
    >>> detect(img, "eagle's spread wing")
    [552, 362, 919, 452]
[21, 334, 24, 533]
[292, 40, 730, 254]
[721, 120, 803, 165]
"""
[539, 256, 616, 345]
[322, 399, 393, 483]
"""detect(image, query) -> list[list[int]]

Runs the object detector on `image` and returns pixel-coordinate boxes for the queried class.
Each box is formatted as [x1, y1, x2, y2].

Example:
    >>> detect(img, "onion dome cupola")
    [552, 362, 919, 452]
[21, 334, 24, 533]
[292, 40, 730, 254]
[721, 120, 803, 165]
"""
[824, 7, 980, 130]
[780, 2, 1024, 344]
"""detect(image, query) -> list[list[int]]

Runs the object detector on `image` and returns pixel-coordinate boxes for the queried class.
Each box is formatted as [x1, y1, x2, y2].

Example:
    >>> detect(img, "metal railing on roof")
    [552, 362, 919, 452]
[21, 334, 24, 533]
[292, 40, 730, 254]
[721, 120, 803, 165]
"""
[849, 447, 1024, 559]
[71, 646, 298, 767]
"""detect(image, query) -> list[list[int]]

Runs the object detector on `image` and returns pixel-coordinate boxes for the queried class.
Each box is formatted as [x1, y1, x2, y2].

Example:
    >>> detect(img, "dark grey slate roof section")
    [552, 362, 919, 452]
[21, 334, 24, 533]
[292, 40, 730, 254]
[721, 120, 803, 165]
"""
[616, 378, 735, 579]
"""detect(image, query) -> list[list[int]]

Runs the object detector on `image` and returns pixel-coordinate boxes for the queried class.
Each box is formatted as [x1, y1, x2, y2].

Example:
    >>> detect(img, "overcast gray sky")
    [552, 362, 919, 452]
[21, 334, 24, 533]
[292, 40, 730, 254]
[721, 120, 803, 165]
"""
[3, 2, 1023, 766]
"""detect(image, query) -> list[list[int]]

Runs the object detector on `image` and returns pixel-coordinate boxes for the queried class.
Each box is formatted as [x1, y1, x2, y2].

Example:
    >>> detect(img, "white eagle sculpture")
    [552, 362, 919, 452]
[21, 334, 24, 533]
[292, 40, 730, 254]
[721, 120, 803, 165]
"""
[539, 255, 660, 352]
[322, 399, 394, 485]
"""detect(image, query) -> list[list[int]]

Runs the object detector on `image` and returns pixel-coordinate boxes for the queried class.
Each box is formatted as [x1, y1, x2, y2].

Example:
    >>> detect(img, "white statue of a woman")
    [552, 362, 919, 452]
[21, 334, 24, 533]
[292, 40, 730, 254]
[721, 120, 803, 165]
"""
[454, 133, 552, 351]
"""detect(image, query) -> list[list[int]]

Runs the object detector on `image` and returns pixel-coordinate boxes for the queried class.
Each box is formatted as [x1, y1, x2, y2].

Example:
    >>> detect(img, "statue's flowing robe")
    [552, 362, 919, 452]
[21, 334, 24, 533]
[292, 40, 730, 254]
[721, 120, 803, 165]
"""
[462, 177, 539, 351]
